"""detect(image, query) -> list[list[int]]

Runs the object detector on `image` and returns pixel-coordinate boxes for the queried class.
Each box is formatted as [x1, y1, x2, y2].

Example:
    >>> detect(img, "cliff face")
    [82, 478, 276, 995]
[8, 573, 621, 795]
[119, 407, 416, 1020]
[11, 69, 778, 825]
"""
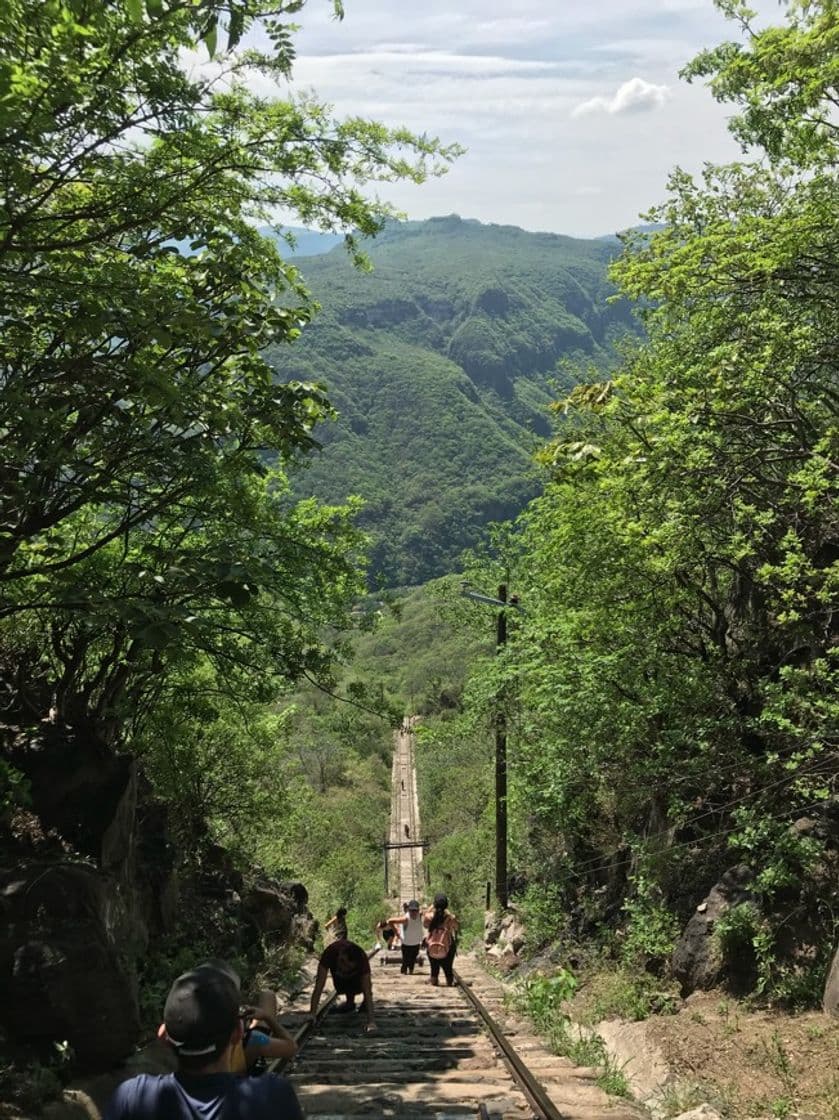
[1, 721, 314, 1070]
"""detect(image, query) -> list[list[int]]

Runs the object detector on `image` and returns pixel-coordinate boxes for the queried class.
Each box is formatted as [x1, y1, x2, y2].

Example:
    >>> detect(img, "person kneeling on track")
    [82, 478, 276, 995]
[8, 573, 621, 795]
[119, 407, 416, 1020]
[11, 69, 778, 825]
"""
[308, 936, 377, 1034]
[106, 964, 303, 1120]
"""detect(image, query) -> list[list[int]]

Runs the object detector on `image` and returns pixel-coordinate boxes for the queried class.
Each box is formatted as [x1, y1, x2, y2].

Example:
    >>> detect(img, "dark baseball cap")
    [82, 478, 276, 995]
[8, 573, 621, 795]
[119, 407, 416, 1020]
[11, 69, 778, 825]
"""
[163, 965, 239, 1057]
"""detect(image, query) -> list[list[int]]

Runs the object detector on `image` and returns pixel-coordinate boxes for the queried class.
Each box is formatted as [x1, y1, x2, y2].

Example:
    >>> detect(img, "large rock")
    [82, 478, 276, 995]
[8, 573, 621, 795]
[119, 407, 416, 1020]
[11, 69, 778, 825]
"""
[240, 880, 311, 942]
[824, 943, 839, 1016]
[7, 725, 134, 864]
[484, 908, 526, 955]
[0, 863, 140, 1068]
[672, 865, 755, 996]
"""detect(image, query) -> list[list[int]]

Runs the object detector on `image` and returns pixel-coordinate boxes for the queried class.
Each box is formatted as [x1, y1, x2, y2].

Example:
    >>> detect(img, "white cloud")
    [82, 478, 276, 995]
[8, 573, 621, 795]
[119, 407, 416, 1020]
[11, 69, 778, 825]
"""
[572, 76, 671, 117]
[298, 49, 557, 77]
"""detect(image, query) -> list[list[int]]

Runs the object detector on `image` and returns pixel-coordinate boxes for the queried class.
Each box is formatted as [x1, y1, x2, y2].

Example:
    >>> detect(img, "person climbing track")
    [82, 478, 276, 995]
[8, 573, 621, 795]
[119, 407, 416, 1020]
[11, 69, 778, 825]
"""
[423, 893, 459, 987]
[308, 935, 377, 1034]
[388, 899, 424, 974]
[324, 906, 348, 943]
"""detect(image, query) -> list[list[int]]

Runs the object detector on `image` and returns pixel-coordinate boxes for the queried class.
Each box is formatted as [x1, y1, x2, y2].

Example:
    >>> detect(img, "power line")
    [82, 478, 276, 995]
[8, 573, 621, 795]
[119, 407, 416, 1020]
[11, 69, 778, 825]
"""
[533, 757, 835, 882]
[551, 794, 834, 888]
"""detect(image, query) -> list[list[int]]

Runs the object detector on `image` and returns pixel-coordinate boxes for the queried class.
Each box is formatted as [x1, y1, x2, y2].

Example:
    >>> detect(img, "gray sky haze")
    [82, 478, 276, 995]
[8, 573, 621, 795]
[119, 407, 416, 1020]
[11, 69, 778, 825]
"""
[276, 0, 780, 238]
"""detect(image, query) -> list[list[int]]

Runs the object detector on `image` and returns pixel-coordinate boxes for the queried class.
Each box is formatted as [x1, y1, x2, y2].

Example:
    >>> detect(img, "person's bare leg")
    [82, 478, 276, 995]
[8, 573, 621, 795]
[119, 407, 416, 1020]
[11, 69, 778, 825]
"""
[248, 989, 279, 1034]
[360, 974, 376, 1032]
[256, 990, 277, 1018]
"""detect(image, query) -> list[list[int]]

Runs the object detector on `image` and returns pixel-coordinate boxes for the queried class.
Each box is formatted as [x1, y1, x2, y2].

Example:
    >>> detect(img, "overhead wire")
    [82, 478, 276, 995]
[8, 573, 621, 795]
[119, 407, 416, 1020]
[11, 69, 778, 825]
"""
[553, 796, 833, 888]
[537, 755, 836, 882]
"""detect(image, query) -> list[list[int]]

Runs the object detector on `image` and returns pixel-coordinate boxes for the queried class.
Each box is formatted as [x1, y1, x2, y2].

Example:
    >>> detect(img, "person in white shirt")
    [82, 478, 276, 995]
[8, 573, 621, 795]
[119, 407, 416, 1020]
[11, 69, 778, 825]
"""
[387, 899, 424, 974]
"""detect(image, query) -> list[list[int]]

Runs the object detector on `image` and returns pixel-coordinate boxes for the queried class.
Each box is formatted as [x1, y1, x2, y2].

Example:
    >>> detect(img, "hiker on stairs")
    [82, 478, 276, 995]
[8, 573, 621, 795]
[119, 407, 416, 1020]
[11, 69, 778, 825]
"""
[387, 899, 424, 974]
[423, 893, 459, 987]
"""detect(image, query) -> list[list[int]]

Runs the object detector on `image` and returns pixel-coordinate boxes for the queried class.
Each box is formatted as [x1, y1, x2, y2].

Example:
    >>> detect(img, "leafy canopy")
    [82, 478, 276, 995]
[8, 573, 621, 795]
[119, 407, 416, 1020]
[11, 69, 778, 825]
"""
[0, 2, 456, 830]
[423, 0, 837, 997]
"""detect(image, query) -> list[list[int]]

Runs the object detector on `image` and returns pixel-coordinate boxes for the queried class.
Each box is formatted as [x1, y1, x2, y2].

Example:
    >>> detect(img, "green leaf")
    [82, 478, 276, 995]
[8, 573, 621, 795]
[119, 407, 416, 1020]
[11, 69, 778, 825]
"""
[125, 0, 144, 24]
[227, 9, 245, 51]
[203, 18, 218, 58]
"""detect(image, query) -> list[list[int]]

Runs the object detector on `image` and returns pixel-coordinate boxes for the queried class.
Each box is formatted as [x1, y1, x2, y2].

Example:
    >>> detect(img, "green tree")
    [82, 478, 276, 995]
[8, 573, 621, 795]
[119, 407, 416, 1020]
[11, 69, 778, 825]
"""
[0, 0, 456, 586]
[0, 1, 456, 839]
[451, 0, 837, 993]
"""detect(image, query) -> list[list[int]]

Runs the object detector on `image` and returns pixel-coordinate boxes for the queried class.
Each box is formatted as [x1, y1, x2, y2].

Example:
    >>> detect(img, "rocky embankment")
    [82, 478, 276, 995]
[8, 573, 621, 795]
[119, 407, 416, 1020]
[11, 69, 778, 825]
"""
[485, 900, 839, 1120]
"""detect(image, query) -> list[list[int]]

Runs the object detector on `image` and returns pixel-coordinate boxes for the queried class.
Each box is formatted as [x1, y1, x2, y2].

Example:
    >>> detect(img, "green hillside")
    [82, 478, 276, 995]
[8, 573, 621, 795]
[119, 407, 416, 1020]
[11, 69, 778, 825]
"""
[270, 216, 637, 586]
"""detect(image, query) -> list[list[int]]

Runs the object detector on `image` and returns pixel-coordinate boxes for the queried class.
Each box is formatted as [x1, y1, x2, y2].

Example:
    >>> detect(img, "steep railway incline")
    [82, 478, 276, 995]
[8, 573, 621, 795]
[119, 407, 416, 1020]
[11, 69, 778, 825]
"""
[279, 722, 641, 1120]
[389, 717, 423, 903]
[282, 959, 642, 1120]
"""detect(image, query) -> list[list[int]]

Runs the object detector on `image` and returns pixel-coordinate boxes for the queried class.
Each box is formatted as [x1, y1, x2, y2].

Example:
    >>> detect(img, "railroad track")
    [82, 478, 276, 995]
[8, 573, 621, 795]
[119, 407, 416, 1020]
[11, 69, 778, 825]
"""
[389, 718, 423, 903]
[269, 721, 642, 1120]
[275, 954, 643, 1120]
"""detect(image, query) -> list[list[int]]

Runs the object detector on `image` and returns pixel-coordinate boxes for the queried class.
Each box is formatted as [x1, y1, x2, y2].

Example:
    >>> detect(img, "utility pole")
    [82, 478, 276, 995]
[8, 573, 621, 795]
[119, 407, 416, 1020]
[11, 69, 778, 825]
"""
[461, 579, 522, 911]
[495, 583, 508, 909]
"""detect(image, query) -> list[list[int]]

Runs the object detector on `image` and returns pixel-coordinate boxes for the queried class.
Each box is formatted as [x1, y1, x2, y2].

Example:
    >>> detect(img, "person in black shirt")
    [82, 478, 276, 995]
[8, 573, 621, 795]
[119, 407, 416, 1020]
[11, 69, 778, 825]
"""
[308, 937, 376, 1033]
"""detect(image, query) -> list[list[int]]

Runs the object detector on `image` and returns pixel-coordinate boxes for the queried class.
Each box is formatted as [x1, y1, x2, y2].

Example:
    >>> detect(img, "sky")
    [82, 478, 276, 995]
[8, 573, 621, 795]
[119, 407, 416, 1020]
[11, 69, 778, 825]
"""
[270, 0, 782, 239]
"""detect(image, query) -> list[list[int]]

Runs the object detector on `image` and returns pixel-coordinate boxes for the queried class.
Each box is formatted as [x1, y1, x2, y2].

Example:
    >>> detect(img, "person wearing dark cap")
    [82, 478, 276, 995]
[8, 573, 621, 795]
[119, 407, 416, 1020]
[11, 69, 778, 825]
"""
[387, 899, 424, 974]
[103, 965, 303, 1120]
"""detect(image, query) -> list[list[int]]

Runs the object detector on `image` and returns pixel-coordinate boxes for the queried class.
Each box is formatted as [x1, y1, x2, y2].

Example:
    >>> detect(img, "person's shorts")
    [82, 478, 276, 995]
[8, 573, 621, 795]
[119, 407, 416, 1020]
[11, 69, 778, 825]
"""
[334, 973, 364, 997]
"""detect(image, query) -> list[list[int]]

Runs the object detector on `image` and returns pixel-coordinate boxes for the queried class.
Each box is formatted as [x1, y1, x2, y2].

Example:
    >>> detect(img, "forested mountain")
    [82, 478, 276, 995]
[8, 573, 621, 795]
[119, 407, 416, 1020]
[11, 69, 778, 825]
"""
[2, 1, 836, 1109]
[269, 216, 638, 586]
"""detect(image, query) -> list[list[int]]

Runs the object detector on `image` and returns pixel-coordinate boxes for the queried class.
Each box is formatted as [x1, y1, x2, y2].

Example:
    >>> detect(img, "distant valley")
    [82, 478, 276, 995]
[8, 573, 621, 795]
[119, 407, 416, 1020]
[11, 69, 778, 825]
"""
[269, 215, 638, 587]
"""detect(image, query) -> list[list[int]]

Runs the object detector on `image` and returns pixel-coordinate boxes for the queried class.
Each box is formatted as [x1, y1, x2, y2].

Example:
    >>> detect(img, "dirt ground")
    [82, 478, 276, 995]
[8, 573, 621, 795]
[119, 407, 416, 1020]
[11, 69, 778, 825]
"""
[645, 990, 839, 1119]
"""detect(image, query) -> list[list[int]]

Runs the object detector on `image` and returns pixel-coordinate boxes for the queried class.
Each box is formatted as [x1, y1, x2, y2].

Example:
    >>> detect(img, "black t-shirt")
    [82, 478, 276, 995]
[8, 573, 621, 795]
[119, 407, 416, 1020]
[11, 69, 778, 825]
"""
[319, 938, 370, 982]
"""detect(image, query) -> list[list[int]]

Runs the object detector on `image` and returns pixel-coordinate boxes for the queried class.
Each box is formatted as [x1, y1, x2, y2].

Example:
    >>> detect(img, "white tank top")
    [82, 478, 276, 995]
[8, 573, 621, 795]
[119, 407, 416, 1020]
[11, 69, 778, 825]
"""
[401, 914, 424, 945]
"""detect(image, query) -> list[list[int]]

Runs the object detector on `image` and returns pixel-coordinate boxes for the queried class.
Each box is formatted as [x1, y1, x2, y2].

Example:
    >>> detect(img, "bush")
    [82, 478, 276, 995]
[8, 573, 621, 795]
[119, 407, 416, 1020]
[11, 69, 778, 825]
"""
[580, 968, 680, 1024]
[620, 873, 680, 969]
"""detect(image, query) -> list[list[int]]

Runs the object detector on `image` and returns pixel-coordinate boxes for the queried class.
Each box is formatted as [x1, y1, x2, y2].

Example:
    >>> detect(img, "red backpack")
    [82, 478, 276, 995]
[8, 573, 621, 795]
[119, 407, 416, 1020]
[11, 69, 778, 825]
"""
[426, 923, 452, 960]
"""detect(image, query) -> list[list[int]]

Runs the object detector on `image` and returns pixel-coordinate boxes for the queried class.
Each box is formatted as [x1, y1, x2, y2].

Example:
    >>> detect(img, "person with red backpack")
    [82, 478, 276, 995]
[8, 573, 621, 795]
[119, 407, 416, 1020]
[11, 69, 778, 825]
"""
[422, 893, 459, 986]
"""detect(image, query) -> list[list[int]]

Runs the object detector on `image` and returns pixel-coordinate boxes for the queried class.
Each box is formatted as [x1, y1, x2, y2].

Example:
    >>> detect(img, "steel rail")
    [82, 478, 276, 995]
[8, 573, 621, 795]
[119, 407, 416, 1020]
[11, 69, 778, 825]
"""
[454, 967, 569, 1120]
